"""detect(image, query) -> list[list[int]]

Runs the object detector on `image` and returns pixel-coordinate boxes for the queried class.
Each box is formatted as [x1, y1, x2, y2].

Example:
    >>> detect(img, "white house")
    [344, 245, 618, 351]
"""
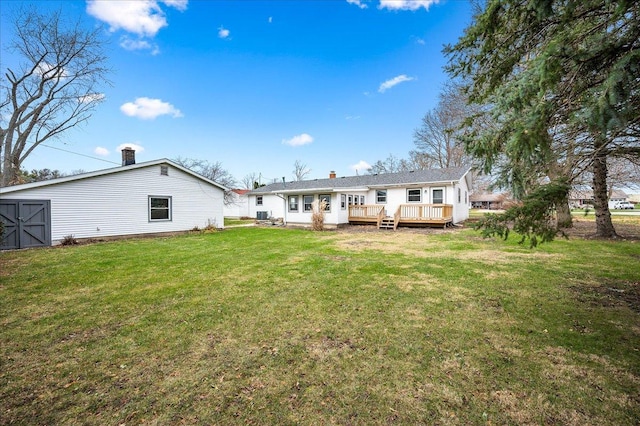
[0, 149, 226, 249]
[222, 189, 251, 218]
[247, 167, 472, 229]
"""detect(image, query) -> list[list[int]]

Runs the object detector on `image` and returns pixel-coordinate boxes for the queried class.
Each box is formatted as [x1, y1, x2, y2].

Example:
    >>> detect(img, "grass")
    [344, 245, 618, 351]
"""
[1, 226, 639, 425]
[224, 217, 255, 226]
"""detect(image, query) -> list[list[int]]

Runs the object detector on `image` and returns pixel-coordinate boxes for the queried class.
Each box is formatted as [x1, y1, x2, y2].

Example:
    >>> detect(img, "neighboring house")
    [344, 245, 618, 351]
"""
[223, 189, 251, 218]
[0, 148, 226, 249]
[469, 192, 507, 210]
[247, 167, 472, 229]
[568, 188, 629, 208]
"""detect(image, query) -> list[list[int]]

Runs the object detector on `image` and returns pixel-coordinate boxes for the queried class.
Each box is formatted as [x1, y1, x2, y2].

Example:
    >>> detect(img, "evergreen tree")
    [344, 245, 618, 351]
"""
[446, 0, 640, 239]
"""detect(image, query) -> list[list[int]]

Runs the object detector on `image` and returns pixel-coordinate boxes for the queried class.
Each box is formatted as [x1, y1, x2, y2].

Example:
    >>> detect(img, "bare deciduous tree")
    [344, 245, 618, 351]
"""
[368, 154, 412, 174]
[1, 7, 111, 186]
[413, 83, 471, 169]
[241, 172, 259, 190]
[293, 160, 311, 181]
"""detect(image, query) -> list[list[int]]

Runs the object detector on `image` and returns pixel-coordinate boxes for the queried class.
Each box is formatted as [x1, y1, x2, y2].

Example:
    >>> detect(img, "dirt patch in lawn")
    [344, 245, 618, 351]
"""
[563, 219, 640, 240]
[570, 280, 640, 314]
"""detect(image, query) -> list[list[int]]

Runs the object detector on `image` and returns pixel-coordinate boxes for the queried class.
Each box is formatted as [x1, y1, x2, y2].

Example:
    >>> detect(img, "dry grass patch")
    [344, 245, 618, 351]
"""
[1, 227, 639, 425]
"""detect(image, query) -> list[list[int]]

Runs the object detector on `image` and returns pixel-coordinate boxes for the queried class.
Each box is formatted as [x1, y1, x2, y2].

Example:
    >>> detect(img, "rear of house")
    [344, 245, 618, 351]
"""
[0, 157, 226, 249]
[248, 167, 472, 229]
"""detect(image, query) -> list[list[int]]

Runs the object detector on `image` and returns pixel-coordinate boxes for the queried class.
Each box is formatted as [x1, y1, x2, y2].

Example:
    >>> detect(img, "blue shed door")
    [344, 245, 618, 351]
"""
[0, 200, 51, 249]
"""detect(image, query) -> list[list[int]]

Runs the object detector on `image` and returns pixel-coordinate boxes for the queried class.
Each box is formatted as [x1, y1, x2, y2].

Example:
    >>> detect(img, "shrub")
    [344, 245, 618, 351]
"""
[60, 235, 78, 246]
[311, 199, 328, 231]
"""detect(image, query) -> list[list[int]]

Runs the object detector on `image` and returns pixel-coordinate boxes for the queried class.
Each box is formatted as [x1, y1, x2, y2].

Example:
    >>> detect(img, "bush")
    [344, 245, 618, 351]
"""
[311, 199, 328, 231]
[60, 235, 78, 246]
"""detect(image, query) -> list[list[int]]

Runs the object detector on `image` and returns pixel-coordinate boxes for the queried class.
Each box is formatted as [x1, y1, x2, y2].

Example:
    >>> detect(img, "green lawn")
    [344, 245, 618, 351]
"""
[224, 217, 255, 226]
[1, 227, 639, 425]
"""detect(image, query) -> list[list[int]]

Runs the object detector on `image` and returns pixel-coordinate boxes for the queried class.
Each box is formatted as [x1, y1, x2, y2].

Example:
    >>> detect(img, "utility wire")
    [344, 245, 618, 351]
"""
[40, 143, 120, 165]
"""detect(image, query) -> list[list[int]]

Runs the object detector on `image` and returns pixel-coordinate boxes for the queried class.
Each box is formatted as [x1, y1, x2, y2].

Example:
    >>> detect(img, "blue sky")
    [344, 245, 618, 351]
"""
[1, 0, 473, 185]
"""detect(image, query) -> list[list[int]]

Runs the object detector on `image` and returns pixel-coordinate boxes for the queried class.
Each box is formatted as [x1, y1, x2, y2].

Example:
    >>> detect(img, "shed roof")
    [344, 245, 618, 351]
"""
[249, 167, 471, 195]
[0, 159, 228, 194]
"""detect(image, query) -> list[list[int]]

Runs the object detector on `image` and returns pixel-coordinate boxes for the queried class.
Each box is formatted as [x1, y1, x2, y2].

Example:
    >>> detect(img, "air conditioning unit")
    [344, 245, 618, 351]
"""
[256, 211, 269, 220]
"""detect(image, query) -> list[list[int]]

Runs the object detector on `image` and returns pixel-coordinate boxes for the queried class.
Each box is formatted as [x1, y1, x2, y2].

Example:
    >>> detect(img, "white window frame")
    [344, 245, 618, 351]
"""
[303, 195, 314, 212]
[360, 195, 365, 205]
[341, 194, 346, 210]
[149, 196, 172, 222]
[256, 195, 263, 206]
[407, 188, 422, 203]
[288, 195, 299, 212]
[376, 190, 387, 204]
[319, 194, 331, 211]
[431, 187, 445, 204]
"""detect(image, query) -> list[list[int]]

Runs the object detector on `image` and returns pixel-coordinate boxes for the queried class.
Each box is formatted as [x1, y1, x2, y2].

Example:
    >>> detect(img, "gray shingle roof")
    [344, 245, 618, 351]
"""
[249, 167, 471, 194]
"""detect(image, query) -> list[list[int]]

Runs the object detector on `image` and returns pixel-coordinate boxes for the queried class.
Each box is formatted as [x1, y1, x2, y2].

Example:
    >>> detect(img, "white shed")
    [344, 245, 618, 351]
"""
[0, 155, 226, 249]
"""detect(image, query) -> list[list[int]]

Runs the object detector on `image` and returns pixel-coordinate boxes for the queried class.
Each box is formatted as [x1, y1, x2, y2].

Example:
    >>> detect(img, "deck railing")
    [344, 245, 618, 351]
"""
[396, 204, 453, 220]
[348, 205, 385, 226]
[349, 204, 453, 228]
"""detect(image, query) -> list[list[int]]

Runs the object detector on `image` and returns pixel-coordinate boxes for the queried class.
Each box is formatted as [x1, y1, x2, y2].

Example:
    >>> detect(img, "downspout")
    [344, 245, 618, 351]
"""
[275, 177, 287, 225]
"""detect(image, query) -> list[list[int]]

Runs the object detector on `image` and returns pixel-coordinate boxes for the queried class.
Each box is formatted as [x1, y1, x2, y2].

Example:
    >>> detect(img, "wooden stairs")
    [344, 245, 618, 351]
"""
[379, 216, 396, 230]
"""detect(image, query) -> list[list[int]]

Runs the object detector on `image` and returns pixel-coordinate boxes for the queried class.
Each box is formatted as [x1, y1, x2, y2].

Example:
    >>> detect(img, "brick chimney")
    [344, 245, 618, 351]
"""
[329, 170, 336, 179]
[121, 147, 135, 166]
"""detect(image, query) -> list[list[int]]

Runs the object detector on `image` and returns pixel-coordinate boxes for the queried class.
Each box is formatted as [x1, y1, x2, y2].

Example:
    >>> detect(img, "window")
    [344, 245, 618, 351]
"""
[149, 196, 172, 221]
[465, 191, 468, 204]
[376, 190, 387, 203]
[160, 165, 168, 176]
[341, 194, 346, 210]
[432, 188, 444, 204]
[303, 195, 314, 212]
[458, 188, 461, 203]
[360, 195, 365, 205]
[319, 194, 331, 211]
[256, 196, 263, 206]
[407, 189, 422, 203]
[288, 195, 298, 212]
[348, 195, 353, 206]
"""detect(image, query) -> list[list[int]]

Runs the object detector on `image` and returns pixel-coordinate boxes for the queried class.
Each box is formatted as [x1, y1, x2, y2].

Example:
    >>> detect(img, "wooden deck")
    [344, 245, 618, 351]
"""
[348, 204, 454, 229]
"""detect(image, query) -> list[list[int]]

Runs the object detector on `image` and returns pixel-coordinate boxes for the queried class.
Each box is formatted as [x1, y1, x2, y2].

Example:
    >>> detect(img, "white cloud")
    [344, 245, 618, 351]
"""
[116, 143, 145, 153]
[378, 0, 439, 11]
[347, 0, 368, 9]
[120, 97, 183, 120]
[345, 115, 361, 120]
[268, 16, 273, 23]
[86, 0, 187, 37]
[120, 37, 160, 54]
[218, 26, 230, 39]
[350, 160, 372, 173]
[94, 147, 109, 156]
[378, 74, 415, 93]
[35, 62, 68, 80]
[79, 93, 105, 104]
[282, 133, 314, 147]
[161, 0, 188, 11]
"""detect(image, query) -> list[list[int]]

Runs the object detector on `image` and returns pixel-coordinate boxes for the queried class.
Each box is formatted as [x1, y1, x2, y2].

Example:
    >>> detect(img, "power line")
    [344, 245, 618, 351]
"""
[40, 143, 120, 165]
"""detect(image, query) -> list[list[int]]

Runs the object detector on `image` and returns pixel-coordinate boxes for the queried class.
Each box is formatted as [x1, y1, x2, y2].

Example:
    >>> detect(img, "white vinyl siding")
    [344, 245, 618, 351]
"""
[0, 164, 224, 244]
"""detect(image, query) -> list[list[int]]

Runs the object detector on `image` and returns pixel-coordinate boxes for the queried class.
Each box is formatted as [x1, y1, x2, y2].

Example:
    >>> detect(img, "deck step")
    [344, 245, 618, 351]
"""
[379, 217, 396, 230]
